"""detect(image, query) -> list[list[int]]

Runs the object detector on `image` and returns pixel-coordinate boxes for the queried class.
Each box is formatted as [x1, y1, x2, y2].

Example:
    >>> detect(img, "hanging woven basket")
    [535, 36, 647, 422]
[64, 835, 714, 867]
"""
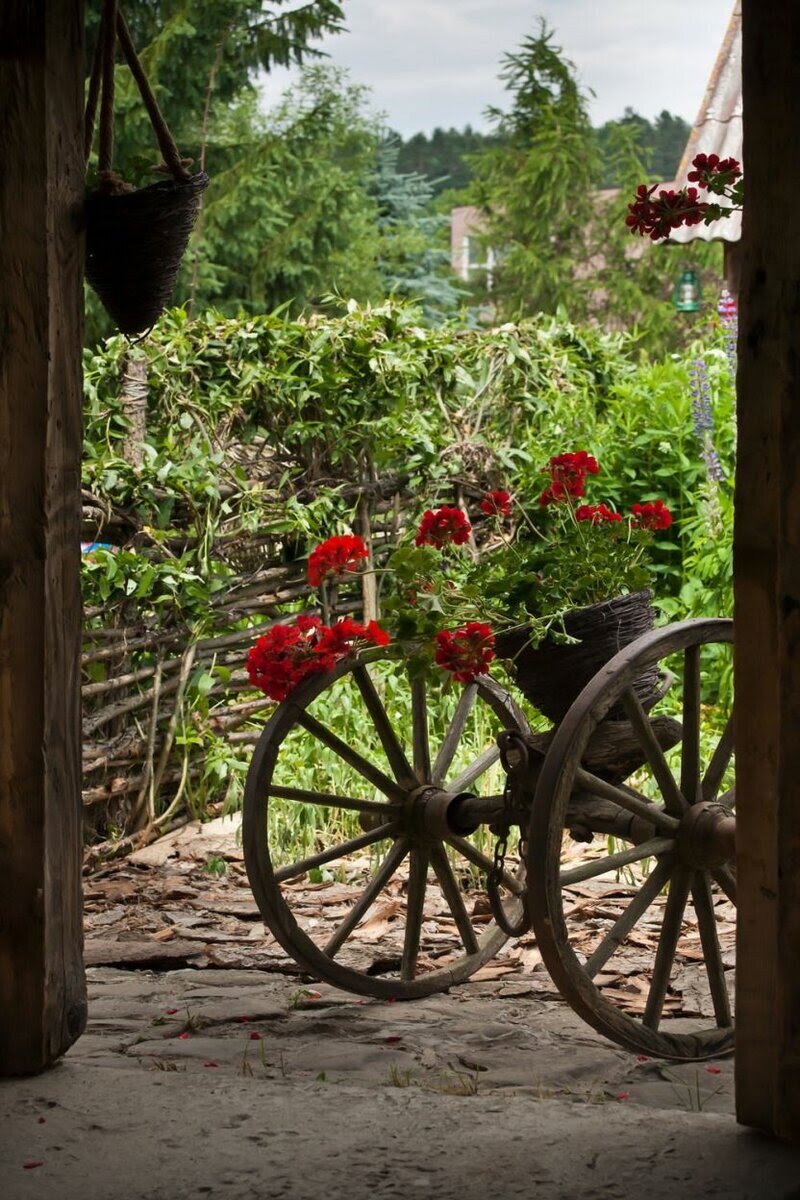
[494, 590, 659, 723]
[84, 2, 209, 335]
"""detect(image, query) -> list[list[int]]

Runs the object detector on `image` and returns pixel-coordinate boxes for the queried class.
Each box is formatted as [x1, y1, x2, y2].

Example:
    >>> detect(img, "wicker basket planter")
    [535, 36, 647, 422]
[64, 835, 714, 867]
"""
[86, 172, 209, 335]
[495, 590, 658, 722]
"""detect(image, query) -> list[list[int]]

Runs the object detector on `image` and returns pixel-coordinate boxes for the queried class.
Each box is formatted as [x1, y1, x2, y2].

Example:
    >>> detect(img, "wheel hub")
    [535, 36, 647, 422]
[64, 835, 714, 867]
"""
[675, 800, 736, 869]
[402, 785, 482, 839]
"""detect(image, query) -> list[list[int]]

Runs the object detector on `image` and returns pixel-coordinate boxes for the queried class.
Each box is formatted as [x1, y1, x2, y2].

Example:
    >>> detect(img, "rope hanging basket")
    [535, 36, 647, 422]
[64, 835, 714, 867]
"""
[495, 590, 659, 723]
[84, 1, 209, 336]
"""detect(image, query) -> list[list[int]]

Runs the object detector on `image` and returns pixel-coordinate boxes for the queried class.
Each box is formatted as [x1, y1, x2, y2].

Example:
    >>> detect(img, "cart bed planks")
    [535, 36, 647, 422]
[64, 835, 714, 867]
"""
[0, 0, 87, 1074]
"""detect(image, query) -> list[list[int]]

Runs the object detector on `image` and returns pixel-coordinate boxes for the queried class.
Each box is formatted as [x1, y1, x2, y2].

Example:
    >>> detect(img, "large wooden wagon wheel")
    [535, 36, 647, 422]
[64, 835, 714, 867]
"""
[527, 618, 735, 1060]
[243, 650, 530, 998]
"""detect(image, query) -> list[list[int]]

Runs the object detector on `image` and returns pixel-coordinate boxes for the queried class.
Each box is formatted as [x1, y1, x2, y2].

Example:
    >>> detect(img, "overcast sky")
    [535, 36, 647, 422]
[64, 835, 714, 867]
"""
[260, 0, 736, 135]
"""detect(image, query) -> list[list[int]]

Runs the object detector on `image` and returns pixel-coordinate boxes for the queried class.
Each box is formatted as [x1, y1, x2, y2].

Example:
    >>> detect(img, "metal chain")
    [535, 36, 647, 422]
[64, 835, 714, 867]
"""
[486, 771, 530, 938]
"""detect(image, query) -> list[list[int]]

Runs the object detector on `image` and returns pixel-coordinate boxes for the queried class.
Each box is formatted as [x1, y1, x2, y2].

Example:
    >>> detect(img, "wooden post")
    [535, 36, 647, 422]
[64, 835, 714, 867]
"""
[735, 2, 800, 1141]
[120, 352, 148, 469]
[0, 1, 87, 1074]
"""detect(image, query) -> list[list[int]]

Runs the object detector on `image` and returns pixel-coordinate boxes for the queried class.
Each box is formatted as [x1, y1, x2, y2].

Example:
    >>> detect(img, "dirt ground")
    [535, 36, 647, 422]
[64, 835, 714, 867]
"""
[2, 816, 800, 1200]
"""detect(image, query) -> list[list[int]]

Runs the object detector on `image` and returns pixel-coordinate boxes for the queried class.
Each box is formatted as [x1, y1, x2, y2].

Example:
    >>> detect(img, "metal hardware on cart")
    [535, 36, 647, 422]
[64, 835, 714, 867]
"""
[486, 731, 532, 938]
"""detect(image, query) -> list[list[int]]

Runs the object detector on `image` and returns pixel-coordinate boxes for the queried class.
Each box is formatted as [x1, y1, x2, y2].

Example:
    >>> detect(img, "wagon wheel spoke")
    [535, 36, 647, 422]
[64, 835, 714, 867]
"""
[410, 674, 431, 782]
[574, 768, 680, 835]
[446, 834, 525, 896]
[432, 683, 478, 785]
[560, 837, 675, 888]
[642, 865, 693, 1030]
[622, 687, 686, 815]
[718, 785, 736, 810]
[691, 871, 732, 1027]
[585, 858, 673, 979]
[449, 744, 501, 794]
[712, 864, 737, 905]
[401, 847, 429, 980]
[274, 822, 400, 884]
[430, 843, 479, 955]
[352, 663, 414, 784]
[324, 839, 410, 959]
[296, 710, 405, 801]
[267, 785, 395, 818]
[681, 645, 702, 805]
[702, 711, 735, 802]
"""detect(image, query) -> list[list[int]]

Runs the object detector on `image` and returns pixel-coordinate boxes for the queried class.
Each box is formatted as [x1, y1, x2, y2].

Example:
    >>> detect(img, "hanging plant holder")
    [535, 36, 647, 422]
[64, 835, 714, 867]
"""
[84, 1, 209, 335]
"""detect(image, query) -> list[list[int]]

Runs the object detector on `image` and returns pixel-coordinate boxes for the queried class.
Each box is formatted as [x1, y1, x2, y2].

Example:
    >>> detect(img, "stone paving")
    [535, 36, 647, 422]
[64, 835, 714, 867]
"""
[3, 965, 800, 1200]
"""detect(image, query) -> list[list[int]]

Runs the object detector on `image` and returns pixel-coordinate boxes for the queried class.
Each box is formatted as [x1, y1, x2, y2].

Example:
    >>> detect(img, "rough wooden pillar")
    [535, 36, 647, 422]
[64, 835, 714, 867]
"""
[735, 2, 800, 1141]
[0, 1, 87, 1074]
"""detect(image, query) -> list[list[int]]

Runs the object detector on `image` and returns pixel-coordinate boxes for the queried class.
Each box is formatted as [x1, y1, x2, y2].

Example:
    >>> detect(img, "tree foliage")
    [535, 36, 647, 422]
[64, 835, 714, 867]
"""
[466, 24, 721, 351]
[372, 138, 465, 322]
[595, 108, 691, 187]
[86, 0, 345, 168]
[468, 24, 600, 319]
[188, 68, 383, 316]
[395, 125, 503, 194]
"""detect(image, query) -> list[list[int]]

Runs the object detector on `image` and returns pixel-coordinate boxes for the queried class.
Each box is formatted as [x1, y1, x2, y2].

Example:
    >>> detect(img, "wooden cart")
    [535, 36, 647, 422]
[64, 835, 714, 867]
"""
[243, 617, 735, 1061]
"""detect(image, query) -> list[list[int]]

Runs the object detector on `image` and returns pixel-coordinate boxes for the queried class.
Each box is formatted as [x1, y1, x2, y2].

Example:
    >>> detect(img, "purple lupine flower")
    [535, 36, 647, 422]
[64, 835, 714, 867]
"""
[717, 288, 738, 383]
[689, 358, 714, 434]
[689, 357, 725, 484]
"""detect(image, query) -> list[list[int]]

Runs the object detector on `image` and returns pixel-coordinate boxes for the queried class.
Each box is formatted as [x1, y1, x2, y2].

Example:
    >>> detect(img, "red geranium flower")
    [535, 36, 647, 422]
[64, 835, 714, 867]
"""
[434, 621, 495, 683]
[246, 614, 390, 703]
[246, 616, 329, 702]
[480, 490, 512, 517]
[626, 184, 710, 240]
[415, 506, 472, 549]
[631, 499, 673, 531]
[307, 534, 368, 588]
[539, 451, 599, 504]
[316, 617, 390, 660]
[575, 503, 622, 525]
[687, 152, 742, 187]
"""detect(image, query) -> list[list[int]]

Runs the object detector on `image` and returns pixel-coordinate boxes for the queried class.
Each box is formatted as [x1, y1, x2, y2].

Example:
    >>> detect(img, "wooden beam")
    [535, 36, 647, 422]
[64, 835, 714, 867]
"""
[735, 2, 800, 1141]
[0, 1, 86, 1074]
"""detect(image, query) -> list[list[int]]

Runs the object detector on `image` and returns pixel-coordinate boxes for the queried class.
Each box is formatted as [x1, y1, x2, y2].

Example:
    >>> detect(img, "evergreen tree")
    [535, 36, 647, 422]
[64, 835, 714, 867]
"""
[469, 23, 600, 319]
[595, 109, 691, 187]
[394, 126, 503, 194]
[184, 67, 383, 316]
[372, 138, 465, 322]
[86, 0, 345, 174]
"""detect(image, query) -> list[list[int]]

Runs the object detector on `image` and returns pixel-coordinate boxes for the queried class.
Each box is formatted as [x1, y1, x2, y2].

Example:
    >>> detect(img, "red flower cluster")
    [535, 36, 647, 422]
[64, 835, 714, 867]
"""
[434, 621, 495, 683]
[575, 503, 622, 525]
[539, 450, 599, 505]
[246, 615, 389, 701]
[307, 534, 368, 588]
[687, 153, 741, 187]
[480, 489, 512, 517]
[626, 183, 709, 241]
[415, 506, 472, 549]
[631, 499, 673, 531]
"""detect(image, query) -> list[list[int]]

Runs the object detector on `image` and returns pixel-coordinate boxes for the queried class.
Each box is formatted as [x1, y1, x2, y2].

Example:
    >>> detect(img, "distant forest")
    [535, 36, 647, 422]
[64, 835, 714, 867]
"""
[394, 108, 692, 195]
